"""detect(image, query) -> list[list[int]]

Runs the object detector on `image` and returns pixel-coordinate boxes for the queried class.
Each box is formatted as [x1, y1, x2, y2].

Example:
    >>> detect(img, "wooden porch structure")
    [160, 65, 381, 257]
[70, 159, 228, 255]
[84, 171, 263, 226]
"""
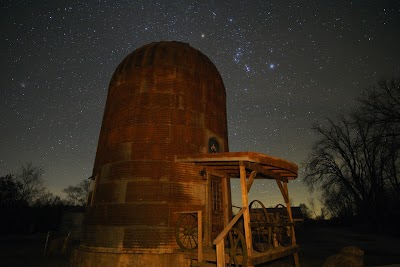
[176, 152, 300, 267]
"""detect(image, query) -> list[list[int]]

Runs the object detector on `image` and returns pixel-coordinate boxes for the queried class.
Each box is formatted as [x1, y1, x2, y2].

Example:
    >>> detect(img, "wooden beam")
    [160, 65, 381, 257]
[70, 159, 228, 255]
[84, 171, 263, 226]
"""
[206, 171, 211, 246]
[240, 162, 253, 259]
[213, 208, 246, 245]
[283, 180, 289, 199]
[282, 181, 300, 267]
[251, 245, 299, 265]
[245, 162, 282, 180]
[275, 179, 289, 204]
[283, 182, 296, 244]
[246, 170, 257, 193]
[216, 241, 225, 267]
[213, 209, 247, 267]
[222, 175, 230, 228]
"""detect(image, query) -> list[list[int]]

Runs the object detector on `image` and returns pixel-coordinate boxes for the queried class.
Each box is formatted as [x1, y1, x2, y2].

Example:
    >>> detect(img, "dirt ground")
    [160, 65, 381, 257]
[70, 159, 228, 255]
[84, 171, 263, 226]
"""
[0, 224, 399, 266]
[0, 233, 69, 267]
[264, 224, 400, 267]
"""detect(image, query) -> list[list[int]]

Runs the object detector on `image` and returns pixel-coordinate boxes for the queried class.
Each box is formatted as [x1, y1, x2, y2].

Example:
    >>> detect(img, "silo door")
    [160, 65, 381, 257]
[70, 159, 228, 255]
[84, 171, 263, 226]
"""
[210, 175, 224, 240]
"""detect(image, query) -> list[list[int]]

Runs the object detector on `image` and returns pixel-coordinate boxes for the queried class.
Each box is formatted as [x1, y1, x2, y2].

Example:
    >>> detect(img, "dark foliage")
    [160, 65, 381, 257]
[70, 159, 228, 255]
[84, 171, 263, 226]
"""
[0, 164, 77, 234]
[63, 179, 90, 206]
[0, 174, 26, 207]
[304, 78, 400, 232]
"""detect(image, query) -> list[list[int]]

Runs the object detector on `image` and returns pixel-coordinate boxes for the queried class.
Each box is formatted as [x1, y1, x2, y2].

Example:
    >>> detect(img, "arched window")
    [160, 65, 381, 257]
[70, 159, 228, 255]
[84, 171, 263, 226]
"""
[208, 137, 220, 153]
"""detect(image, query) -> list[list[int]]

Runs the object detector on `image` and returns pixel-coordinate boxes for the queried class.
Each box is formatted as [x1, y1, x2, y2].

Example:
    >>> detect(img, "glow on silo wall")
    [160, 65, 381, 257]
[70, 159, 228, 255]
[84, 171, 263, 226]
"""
[76, 41, 228, 265]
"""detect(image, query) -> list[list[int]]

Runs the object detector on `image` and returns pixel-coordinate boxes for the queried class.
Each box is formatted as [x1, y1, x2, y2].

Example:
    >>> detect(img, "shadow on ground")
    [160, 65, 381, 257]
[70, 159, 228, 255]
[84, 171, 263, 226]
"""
[1, 224, 399, 266]
[262, 224, 400, 267]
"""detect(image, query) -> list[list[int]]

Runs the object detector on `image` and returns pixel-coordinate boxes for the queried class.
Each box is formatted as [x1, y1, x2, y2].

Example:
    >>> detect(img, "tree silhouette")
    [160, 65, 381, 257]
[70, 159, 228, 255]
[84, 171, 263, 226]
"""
[15, 162, 46, 205]
[0, 174, 24, 207]
[304, 78, 400, 230]
[63, 179, 90, 206]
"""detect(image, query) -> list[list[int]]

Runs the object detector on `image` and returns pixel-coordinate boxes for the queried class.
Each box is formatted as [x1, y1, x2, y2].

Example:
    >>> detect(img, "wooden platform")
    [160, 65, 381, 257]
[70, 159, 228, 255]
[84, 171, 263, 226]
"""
[176, 152, 300, 267]
[251, 245, 299, 265]
[175, 151, 298, 181]
[185, 245, 299, 266]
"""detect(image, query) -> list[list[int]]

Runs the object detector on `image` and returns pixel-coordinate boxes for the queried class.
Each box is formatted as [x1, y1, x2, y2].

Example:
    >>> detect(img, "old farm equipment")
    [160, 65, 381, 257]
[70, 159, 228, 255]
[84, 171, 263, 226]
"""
[175, 152, 300, 267]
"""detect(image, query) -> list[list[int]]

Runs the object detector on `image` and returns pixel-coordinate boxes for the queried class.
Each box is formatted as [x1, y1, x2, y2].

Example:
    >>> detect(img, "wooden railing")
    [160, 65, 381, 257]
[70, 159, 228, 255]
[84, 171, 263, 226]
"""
[212, 207, 246, 267]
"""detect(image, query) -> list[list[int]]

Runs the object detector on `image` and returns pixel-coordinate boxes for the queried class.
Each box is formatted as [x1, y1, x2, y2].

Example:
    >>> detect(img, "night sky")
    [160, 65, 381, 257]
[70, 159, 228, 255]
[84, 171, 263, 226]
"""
[1, 1, 400, 208]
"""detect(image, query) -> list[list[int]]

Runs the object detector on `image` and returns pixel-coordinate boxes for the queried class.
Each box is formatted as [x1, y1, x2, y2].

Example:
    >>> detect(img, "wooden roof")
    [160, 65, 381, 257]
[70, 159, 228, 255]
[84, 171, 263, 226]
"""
[175, 152, 298, 181]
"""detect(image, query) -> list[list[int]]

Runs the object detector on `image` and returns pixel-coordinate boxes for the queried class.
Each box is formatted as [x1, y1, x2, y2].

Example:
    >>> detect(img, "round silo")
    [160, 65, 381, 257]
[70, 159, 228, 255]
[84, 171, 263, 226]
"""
[74, 41, 229, 266]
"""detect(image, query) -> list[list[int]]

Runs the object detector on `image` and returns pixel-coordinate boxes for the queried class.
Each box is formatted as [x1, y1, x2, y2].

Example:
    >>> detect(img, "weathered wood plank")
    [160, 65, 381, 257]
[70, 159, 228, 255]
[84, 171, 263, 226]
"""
[213, 208, 246, 245]
[175, 152, 298, 180]
[240, 163, 253, 258]
[250, 245, 299, 265]
[275, 179, 289, 203]
[246, 170, 257, 192]
[216, 242, 225, 267]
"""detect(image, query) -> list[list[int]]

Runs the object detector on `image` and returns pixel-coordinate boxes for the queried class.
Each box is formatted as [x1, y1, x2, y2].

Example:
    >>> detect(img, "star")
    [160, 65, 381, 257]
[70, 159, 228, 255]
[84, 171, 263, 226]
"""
[0, 0, 399, 212]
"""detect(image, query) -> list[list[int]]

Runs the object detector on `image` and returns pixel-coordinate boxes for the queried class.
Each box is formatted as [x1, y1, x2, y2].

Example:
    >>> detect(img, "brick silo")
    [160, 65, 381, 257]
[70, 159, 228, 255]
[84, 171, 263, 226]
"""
[73, 41, 229, 266]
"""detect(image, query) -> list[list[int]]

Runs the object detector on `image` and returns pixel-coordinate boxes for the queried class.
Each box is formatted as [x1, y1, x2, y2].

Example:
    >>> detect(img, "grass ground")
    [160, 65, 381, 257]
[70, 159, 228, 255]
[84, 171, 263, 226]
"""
[0, 224, 399, 266]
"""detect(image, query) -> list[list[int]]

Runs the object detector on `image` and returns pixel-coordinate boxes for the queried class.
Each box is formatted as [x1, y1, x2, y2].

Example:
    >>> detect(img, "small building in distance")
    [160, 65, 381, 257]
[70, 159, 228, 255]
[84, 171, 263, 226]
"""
[267, 206, 304, 224]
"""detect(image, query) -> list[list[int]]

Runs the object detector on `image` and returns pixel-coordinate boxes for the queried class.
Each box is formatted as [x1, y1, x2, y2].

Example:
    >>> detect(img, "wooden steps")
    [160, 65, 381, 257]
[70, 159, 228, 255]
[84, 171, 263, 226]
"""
[251, 245, 299, 265]
[185, 246, 216, 262]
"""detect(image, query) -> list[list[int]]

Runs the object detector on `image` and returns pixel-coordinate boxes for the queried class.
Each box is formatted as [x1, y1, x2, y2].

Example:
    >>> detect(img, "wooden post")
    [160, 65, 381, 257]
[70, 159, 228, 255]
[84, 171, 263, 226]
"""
[222, 175, 230, 227]
[205, 171, 211, 246]
[198, 210, 203, 263]
[239, 162, 253, 265]
[275, 179, 289, 204]
[282, 181, 297, 244]
[43, 231, 50, 255]
[283, 181, 300, 267]
[216, 241, 225, 267]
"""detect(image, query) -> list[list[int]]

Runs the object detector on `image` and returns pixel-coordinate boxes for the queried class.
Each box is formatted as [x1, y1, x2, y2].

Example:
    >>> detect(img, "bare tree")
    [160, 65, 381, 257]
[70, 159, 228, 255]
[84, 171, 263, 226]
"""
[305, 117, 364, 218]
[359, 78, 400, 129]
[34, 191, 64, 207]
[0, 174, 24, 207]
[15, 162, 46, 205]
[307, 197, 318, 218]
[358, 79, 400, 200]
[63, 179, 90, 206]
[304, 78, 400, 229]
[299, 203, 313, 220]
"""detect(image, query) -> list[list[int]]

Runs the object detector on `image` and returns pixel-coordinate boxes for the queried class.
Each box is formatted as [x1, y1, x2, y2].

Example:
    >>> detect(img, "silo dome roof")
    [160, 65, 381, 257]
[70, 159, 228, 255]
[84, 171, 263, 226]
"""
[109, 41, 222, 87]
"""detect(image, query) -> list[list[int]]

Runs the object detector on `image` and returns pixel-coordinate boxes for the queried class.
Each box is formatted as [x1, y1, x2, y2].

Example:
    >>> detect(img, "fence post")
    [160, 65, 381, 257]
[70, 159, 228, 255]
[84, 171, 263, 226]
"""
[43, 231, 50, 255]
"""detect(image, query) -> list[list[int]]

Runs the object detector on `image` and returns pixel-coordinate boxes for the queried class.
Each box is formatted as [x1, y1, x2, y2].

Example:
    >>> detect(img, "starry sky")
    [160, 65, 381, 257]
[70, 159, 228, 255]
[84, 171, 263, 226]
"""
[1, 1, 400, 209]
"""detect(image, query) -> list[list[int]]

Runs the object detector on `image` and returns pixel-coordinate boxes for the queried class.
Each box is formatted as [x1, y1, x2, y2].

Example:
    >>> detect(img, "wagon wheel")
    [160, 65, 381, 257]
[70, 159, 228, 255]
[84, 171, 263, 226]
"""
[175, 213, 198, 251]
[225, 228, 248, 267]
[249, 200, 271, 252]
[274, 204, 292, 247]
